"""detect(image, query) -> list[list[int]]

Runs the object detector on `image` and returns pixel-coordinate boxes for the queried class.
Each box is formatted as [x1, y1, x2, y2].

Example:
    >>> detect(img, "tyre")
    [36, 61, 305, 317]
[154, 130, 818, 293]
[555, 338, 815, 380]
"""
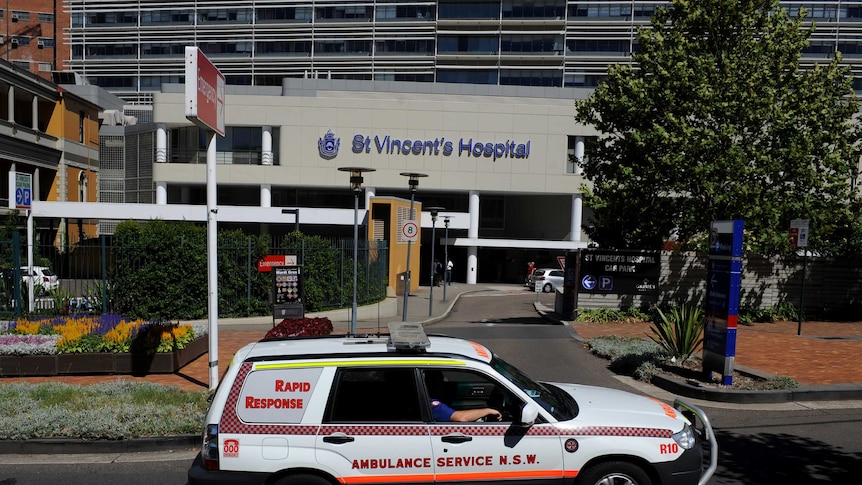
[543, 283, 553, 293]
[273, 473, 333, 485]
[577, 461, 652, 485]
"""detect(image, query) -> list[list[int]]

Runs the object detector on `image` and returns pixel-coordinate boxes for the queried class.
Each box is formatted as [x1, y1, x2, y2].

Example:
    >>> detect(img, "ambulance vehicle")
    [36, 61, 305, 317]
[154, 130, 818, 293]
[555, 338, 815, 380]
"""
[188, 323, 716, 485]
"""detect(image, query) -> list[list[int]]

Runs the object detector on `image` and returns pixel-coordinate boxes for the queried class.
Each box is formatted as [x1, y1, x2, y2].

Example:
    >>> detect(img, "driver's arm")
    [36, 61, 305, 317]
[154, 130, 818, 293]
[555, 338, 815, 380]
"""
[450, 407, 502, 422]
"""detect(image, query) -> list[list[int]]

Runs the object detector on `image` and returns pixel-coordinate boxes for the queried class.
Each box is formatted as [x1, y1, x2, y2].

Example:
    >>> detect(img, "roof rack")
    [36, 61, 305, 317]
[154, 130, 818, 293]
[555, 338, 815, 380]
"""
[387, 322, 430, 351]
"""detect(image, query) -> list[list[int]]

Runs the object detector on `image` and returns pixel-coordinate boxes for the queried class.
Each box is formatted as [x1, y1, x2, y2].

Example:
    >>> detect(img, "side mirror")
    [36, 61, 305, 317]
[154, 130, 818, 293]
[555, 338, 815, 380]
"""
[519, 402, 539, 426]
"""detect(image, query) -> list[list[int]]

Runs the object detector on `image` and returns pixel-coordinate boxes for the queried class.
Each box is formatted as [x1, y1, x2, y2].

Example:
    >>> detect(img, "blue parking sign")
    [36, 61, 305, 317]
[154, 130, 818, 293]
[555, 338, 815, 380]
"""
[599, 276, 613, 291]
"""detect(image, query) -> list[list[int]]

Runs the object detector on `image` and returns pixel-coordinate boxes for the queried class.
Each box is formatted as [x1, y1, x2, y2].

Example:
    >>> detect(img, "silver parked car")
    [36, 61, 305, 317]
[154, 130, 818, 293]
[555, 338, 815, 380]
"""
[529, 268, 565, 293]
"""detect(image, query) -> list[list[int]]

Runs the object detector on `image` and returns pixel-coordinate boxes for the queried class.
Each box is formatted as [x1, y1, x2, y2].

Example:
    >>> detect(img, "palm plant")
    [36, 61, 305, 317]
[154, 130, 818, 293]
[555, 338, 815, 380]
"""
[649, 303, 704, 364]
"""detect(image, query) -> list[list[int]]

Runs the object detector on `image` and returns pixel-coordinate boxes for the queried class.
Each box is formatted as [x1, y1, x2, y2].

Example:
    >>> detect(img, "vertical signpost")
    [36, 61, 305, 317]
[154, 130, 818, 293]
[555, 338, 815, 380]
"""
[703, 220, 744, 385]
[185, 46, 225, 390]
[11, 172, 35, 312]
[790, 219, 810, 335]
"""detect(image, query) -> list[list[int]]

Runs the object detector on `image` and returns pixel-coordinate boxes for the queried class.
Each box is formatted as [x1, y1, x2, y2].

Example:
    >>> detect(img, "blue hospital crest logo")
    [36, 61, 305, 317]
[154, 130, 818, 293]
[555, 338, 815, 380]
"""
[319, 130, 340, 159]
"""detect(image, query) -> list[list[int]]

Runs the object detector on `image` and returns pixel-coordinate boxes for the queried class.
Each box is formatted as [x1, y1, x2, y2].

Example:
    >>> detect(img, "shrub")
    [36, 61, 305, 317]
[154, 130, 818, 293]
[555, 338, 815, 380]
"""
[649, 303, 704, 363]
[577, 307, 651, 324]
[266, 317, 333, 338]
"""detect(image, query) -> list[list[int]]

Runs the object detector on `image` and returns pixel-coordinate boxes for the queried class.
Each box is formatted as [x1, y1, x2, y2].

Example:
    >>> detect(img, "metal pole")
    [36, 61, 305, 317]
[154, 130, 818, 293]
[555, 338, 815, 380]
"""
[206, 131, 219, 391]
[402, 192, 415, 321]
[443, 219, 449, 301]
[351, 191, 359, 334]
[798, 251, 807, 336]
[429, 218, 436, 316]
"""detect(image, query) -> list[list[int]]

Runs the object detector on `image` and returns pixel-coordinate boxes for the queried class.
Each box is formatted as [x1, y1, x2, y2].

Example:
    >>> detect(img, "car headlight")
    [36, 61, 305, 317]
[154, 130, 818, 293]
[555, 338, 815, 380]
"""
[672, 424, 696, 450]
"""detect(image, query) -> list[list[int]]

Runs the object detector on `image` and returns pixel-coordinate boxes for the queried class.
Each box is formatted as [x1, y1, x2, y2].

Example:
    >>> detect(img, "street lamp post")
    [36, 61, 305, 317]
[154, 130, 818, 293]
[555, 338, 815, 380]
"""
[338, 167, 375, 335]
[426, 207, 445, 316]
[400, 172, 427, 321]
[443, 216, 451, 301]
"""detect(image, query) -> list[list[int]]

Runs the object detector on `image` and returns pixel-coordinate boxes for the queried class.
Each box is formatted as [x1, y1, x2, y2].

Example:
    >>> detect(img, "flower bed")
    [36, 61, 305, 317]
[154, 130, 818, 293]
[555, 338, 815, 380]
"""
[0, 316, 208, 377]
[265, 317, 333, 339]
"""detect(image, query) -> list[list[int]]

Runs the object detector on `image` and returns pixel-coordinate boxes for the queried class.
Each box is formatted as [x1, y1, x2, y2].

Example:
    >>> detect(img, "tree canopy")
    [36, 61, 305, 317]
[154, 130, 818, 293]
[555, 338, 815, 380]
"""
[574, 0, 862, 256]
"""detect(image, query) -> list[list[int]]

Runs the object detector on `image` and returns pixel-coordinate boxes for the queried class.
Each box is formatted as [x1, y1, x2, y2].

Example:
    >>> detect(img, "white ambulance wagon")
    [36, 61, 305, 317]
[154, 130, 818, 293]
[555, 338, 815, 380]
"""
[188, 323, 716, 485]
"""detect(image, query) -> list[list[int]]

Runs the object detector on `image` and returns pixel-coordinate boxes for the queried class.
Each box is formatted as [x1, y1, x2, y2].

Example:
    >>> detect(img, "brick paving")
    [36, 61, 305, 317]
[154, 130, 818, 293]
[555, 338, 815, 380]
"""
[575, 320, 862, 386]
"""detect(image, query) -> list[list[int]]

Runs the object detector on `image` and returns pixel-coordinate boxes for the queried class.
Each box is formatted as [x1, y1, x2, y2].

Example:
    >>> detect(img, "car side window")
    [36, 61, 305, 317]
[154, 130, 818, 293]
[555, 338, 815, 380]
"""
[423, 368, 525, 423]
[325, 367, 422, 423]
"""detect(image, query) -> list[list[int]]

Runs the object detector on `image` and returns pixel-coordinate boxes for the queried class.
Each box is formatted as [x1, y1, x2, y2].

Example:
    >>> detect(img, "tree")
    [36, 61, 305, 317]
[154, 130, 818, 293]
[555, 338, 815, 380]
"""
[574, 0, 862, 256]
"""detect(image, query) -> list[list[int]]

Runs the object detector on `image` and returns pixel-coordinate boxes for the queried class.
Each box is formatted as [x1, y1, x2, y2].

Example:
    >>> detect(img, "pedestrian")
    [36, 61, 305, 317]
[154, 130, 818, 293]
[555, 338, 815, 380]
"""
[446, 259, 453, 285]
[434, 260, 443, 286]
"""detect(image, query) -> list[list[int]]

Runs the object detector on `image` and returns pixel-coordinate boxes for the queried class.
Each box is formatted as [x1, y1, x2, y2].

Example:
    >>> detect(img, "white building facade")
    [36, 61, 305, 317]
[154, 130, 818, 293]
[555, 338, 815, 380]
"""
[149, 78, 597, 284]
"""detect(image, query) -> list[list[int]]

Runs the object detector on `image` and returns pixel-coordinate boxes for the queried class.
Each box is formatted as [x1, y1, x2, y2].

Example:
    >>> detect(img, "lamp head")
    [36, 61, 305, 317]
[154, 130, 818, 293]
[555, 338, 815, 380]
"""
[426, 206, 445, 223]
[338, 167, 376, 191]
[399, 172, 428, 192]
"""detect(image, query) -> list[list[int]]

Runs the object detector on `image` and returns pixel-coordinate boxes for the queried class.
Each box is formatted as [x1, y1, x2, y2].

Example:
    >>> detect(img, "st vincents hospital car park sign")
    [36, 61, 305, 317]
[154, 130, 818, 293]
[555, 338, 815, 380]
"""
[578, 249, 661, 295]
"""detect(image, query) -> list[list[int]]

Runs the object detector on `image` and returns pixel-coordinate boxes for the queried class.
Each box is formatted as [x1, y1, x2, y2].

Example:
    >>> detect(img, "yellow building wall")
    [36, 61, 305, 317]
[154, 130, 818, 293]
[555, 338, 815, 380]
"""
[44, 92, 101, 245]
[369, 197, 423, 296]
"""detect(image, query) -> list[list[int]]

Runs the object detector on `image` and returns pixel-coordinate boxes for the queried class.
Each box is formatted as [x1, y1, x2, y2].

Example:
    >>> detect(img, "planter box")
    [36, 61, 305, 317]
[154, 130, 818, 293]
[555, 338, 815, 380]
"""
[0, 355, 57, 376]
[0, 336, 208, 377]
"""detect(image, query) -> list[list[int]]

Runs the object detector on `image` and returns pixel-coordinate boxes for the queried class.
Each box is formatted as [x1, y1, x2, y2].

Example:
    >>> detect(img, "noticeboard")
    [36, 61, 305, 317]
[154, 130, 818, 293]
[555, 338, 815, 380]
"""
[272, 265, 304, 322]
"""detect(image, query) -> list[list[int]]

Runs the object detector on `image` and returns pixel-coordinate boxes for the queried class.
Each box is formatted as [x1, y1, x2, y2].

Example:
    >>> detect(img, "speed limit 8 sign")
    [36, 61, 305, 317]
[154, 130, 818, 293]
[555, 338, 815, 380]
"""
[400, 220, 419, 243]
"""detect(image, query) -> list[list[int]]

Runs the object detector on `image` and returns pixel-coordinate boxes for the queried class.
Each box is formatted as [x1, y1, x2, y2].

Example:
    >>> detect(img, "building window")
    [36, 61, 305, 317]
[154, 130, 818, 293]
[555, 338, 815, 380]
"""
[79, 112, 86, 143]
[480, 196, 505, 230]
[567, 136, 595, 174]
[12, 11, 31, 22]
[38, 13, 55, 23]
[78, 172, 88, 202]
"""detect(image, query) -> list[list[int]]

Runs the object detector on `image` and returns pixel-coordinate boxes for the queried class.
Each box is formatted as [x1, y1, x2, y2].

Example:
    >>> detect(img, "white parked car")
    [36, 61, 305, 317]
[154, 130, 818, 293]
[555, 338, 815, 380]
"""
[20, 266, 59, 295]
[188, 323, 716, 485]
[531, 267, 565, 293]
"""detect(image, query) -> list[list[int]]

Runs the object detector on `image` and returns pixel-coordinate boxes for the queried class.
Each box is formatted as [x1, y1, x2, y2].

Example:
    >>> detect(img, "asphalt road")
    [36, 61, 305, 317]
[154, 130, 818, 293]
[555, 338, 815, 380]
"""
[2, 289, 861, 484]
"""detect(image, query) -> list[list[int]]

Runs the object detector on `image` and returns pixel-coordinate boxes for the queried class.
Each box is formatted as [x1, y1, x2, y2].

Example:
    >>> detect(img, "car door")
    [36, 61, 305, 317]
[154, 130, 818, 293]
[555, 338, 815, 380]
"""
[423, 368, 565, 484]
[317, 366, 434, 483]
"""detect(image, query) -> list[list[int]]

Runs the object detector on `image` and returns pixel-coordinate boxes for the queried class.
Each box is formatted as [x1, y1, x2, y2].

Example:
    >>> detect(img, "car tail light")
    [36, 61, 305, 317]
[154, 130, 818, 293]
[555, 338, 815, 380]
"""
[201, 424, 220, 470]
[43, 277, 49, 282]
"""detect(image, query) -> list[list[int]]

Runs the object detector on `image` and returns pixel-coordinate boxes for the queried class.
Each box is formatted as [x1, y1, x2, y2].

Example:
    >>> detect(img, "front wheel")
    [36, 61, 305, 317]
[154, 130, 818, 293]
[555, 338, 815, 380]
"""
[577, 461, 652, 485]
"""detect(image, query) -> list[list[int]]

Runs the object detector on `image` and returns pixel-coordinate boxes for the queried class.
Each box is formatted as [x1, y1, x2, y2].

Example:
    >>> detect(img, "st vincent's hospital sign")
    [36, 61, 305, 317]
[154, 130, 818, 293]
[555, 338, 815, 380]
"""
[318, 130, 532, 162]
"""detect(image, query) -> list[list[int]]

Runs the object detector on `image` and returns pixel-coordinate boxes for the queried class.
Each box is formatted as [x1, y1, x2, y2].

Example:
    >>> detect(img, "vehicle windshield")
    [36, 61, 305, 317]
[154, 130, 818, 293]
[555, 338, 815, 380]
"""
[490, 354, 577, 421]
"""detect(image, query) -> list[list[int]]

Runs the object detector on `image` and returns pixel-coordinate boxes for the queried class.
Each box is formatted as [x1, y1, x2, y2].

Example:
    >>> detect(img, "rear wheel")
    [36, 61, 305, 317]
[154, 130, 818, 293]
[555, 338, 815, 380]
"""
[542, 283, 553, 293]
[273, 473, 333, 485]
[577, 461, 652, 485]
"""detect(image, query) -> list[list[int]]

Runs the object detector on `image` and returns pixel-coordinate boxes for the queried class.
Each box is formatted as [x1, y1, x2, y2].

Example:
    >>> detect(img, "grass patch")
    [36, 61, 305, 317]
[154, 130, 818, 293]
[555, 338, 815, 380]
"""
[0, 381, 209, 440]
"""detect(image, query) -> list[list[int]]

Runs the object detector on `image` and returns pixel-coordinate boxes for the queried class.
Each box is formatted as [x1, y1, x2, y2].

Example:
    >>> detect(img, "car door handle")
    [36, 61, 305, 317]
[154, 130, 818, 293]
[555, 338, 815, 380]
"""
[323, 434, 355, 444]
[442, 435, 473, 443]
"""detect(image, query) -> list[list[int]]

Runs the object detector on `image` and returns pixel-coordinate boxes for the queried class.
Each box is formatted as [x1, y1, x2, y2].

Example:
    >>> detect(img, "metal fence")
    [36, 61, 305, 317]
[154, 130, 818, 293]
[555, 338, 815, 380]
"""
[0, 235, 388, 320]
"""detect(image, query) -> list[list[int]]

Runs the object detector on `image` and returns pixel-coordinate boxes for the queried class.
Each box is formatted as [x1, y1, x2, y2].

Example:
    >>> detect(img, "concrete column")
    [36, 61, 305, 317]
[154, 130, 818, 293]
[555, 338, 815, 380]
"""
[262, 126, 273, 165]
[365, 187, 375, 209]
[7, 85, 14, 123]
[574, 136, 585, 175]
[156, 182, 167, 204]
[31, 96, 38, 131]
[467, 191, 480, 285]
[261, 184, 272, 208]
[571, 194, 582, 242]
[156, 124, 167, 163]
